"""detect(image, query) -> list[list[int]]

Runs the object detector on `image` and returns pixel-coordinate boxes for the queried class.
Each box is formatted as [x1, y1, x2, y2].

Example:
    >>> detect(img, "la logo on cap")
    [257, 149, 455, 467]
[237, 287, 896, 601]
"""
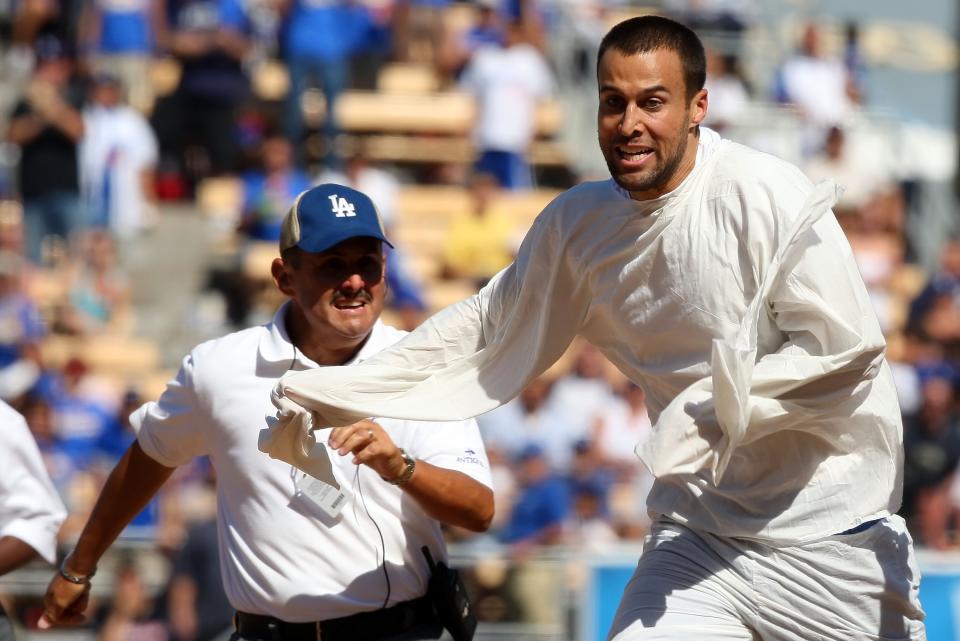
[328, 194, 357, 218]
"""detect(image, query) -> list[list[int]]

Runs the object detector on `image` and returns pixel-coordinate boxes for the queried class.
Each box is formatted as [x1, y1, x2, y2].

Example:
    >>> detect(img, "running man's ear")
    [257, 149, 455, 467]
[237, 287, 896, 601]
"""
[272, 257, 295, 297]
[690, 87, 708, 127]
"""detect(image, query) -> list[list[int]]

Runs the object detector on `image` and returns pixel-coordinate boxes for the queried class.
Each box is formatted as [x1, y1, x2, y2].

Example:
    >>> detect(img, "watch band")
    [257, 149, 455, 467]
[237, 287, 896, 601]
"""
[385, 448, 416, 486]
[59, 555, 95, 585]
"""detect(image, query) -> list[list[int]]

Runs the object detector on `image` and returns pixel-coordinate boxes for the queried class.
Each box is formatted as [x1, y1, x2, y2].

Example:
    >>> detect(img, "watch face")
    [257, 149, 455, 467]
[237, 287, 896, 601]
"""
[396, 449, 416, 485]
[382, 449, 416, 485]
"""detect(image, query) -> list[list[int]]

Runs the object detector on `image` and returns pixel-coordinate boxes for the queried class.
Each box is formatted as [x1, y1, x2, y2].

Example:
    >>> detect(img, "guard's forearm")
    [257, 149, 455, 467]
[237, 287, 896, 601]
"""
[402, 463, 493, 532]
[67, 442, 175, 575]
[0, 536, 39, 576]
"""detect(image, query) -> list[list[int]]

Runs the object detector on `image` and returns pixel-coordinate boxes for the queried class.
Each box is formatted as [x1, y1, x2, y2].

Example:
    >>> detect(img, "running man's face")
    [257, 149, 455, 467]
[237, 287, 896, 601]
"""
[597, 47, 707, 201]
[280, 237, 386, 350]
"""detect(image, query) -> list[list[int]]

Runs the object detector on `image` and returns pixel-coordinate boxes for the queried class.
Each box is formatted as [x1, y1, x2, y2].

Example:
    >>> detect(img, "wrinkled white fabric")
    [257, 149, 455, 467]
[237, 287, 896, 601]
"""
[260, 395, 339, 487]
[606, 515, 925, 641]
[276, 128, 903, 545]
[650, 179, 843, 482]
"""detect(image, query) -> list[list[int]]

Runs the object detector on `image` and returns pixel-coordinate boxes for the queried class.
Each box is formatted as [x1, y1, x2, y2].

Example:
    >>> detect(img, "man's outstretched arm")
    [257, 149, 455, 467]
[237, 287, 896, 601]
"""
[276, 200, 589, 428]
[39, 442, 176, 628]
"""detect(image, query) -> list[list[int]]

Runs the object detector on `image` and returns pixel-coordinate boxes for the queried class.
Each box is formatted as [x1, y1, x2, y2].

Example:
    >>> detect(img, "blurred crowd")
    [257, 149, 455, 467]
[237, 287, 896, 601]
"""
[0, 0, 958, 635]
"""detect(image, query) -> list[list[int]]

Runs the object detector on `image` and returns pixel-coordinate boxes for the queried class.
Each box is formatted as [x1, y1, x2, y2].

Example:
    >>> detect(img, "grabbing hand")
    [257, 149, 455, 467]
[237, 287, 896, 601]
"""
[328, 420, 408, 483]
[38, 574, 91, 629]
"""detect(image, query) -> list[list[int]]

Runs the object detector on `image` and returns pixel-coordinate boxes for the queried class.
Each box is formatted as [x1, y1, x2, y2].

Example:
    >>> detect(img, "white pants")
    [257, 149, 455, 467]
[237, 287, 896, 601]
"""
[608, 515, 926, 641]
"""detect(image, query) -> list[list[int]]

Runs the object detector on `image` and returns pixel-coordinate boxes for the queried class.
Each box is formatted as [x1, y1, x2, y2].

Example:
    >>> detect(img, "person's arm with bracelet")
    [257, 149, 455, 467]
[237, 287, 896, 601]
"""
[38, 443, 176, 628]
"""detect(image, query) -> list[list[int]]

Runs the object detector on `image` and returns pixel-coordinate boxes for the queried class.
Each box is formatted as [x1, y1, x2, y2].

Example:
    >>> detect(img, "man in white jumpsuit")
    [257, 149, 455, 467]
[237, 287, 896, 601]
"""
[270, 16, 926, 641]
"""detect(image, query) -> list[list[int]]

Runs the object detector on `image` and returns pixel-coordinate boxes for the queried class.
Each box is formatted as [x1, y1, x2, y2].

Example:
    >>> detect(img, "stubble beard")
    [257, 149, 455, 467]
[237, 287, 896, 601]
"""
[605, 117, 691, 198]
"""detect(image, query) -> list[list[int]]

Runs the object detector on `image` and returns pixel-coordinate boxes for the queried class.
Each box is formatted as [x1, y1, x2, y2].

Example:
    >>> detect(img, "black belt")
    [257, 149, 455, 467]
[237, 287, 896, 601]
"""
[235, 595, 435, 641]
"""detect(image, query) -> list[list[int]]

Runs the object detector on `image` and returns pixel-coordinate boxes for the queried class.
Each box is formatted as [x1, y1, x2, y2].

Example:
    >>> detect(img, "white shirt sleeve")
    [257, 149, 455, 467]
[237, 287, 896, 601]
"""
[405, 418, 493, 488]
[133, 351, 210, 467]
[277, 201, 589, 427]
[0, 402, 66, 565]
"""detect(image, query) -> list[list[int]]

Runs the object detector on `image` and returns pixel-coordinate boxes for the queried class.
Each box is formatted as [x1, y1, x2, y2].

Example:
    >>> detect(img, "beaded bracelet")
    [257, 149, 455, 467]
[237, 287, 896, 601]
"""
[59, 555, 95, 585]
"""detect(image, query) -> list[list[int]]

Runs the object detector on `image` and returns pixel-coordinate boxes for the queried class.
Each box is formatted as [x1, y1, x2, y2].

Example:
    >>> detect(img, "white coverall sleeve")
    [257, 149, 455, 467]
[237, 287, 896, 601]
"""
[740, 213, 886, 408]
[276, 205, 588, 427]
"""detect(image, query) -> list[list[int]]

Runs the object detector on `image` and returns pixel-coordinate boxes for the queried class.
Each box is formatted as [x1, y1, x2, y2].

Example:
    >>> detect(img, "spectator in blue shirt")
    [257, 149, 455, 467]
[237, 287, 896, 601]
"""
[20, 392, 81, 498]
[278, 0, 374, 167]
[907, 238, 960, 356]
[47, 358, 114, 470]
[500, 443, 569, 547]
[239, 134, 311, 242]
[78, 0, 160, 112]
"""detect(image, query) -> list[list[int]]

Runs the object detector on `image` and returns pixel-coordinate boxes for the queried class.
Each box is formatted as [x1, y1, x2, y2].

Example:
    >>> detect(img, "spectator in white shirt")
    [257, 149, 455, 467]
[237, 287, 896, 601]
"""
[775, 22, 858, 154]
[79, 73, 158, 240]
[460, 19, 553, 189]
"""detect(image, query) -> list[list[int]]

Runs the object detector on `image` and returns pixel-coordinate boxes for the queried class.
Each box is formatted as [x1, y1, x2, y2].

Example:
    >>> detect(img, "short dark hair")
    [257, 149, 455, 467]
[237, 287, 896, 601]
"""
[597, 15, 706, 102]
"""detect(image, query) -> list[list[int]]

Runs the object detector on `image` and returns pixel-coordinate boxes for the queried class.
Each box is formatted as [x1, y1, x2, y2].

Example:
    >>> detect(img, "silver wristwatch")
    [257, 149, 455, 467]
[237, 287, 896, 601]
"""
[385, 448, 416, 486]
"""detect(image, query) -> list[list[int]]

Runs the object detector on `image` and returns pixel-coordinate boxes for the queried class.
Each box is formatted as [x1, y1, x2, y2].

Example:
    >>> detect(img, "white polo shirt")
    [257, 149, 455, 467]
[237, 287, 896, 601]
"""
[133, 304, 492, 622]
[0, 401, 66, 565]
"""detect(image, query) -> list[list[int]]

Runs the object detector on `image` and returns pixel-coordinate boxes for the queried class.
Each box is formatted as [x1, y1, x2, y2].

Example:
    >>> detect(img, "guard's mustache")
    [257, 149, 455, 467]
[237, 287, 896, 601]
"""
[332, 291, 373, 305]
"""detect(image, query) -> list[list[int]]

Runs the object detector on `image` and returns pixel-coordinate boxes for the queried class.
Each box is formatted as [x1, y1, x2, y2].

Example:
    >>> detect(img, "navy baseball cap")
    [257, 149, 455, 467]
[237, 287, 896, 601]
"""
[279, 183, 393, 254]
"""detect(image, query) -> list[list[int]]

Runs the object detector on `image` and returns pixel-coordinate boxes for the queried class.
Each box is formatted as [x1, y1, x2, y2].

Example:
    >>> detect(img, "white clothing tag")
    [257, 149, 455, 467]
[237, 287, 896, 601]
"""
[296, 472, 350, 519]
[294, 440, 352, 519]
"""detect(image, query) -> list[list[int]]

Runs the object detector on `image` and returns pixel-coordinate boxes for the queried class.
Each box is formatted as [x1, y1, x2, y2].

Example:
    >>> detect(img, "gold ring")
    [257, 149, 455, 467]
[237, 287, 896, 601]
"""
[367, 429, 374, 439]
